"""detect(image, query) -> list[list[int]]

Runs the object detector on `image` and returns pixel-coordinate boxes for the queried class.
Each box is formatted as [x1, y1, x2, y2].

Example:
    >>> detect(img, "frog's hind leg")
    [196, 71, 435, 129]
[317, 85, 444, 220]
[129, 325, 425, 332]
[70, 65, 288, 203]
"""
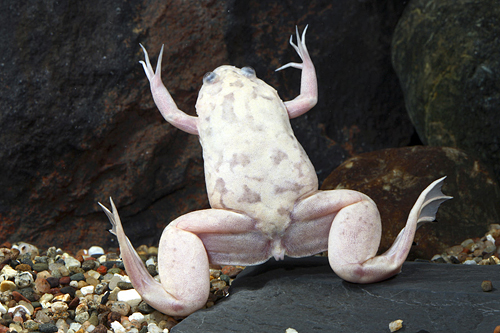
[99, 198, 210, 316]
[286, 177, 451, 284]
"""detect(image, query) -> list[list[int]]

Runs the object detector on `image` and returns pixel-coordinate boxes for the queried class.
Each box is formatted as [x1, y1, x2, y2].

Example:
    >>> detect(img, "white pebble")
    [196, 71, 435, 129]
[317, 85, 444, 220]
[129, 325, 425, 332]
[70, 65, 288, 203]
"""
[69, 281, 79, 288]
[80, 285, 95, 296]
[128, 312, 145, 323]
[98, 255, 107, 264]
[14, 271, 34, 288]
[463, 259, 477, 265]
[117, 289, 142, 307]
[85, 324, 95, 332]
[108, 274, 125, 290]
[63, 255, 81, 269]
[145, 258, 155, 266]
[147, 323, 162, 333]
[69, 322, 81, 332]
[1, 265, 17, 280]
[74, 311, 89, 324]
[486, 234, 495, 243]
[110, 321, 126, 333]
[86, 270, 101, 280]
[0, 303, 7, 314]
[88, 246, 105, 257]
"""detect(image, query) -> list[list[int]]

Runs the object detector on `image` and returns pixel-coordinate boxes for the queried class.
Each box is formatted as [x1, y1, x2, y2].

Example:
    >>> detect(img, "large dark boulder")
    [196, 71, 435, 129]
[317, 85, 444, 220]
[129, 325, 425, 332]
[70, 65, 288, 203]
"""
[0, 1, 411, 250]
[322, 146, 500, 259]
[393, 0, 500, 184]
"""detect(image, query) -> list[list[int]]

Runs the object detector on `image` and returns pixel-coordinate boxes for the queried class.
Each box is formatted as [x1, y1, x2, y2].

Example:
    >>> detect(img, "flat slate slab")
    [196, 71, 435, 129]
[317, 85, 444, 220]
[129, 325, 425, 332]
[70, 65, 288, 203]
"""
[172, 257, 500, 332]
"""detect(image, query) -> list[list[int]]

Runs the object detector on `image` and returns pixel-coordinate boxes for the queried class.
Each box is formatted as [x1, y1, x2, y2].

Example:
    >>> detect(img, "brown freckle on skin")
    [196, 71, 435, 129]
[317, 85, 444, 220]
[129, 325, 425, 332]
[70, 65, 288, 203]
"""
[214, 178, 229, 208]
[271, 150, 288, 165]
[277, 207, 289, 216]
[238, 185, 261, 203]
[294, 162, 305, 178]
[274, 182, 303, 194]
[221, 93, 236, 120]
[230, 80, 244, 87]
[229, 153, 251, 171]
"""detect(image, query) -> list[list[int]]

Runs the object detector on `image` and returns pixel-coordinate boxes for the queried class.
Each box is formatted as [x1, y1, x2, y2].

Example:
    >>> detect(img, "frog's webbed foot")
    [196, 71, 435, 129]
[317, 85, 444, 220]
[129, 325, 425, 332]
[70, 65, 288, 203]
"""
[98, 198, 209, 316]
[276, 25, 318, 118]
[139, 44, 199, 135]
[286, 177, 451, 284]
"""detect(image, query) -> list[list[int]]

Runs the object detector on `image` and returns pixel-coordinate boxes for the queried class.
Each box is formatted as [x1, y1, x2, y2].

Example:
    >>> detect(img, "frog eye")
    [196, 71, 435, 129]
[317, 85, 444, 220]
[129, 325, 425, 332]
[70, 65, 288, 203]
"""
[240, 66, 256, 78]
[203, 72, 218, 84]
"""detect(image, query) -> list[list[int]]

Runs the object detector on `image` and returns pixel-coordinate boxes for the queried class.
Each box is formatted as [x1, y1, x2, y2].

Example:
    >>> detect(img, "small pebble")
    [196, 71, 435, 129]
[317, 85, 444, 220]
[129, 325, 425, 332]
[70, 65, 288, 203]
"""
[481, 280, 493, 292]
[80, 285, 94, 296]
[117, 281, 133, 290]
[117, 289, 142, 307]
[14, 271, 34, 288]
[39, 323, 58, 333]
[88, 246, 105, 257]
[110, 321, 126, 333]
[70, 273, 85, 281]
[389, 319, 403, 332]
[0, 281, 16, 292]
[110, 301, 131, 316]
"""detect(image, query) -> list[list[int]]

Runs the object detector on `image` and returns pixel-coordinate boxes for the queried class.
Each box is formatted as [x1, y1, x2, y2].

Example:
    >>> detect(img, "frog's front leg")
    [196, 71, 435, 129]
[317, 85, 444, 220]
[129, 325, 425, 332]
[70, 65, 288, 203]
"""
[276, 25, 318, 118]
[285, 177, 451, 283]
[99, 200, 269, 315]
[139, 44, 199, 135]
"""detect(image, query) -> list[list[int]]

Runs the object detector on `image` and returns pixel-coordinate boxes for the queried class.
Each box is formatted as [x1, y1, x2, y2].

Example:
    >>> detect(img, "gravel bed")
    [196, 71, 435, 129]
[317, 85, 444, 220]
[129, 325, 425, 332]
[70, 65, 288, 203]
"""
[0, 244, 244, 333]
[431, 224, 500, 265]
[1, 224, 498, 333]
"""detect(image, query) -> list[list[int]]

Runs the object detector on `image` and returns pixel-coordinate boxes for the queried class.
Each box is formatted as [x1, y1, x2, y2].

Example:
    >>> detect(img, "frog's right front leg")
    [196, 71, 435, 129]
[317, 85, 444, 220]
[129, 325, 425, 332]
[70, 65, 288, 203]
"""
[99, 200, 269, 316]
[139, 45, 199, 135]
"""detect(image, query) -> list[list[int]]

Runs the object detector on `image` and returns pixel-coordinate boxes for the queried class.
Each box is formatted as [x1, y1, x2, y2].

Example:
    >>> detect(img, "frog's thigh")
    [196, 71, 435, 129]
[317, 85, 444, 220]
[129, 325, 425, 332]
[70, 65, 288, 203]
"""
[286, 189, 381, 263]
[165, 209, 270, 266]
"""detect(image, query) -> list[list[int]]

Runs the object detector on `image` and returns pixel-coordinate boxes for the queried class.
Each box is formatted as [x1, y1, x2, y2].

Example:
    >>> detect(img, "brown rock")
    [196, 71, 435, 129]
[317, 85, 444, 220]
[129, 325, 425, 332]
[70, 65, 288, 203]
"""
[91, 324, 107, 333]
[107, 312, 121, 327]
[68, 297, 80, 309]
[221, 266, 243, 278]
[11, 291, 30, 303]
[481, 280, 492, 292]
[322, 146, 500, 259]
[15, 264, 32, 272]
[59, 277, 71, 285]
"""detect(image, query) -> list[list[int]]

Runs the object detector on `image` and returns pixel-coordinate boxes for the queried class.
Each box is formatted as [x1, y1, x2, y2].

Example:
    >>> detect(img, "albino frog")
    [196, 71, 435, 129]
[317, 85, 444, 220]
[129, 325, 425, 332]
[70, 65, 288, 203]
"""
[99, 26, 451, 316]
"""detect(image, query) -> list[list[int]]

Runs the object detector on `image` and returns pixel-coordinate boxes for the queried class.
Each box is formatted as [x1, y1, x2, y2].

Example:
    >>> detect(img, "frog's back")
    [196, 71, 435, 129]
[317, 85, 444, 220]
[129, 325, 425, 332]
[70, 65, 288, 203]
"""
[195, 66, 318, 235]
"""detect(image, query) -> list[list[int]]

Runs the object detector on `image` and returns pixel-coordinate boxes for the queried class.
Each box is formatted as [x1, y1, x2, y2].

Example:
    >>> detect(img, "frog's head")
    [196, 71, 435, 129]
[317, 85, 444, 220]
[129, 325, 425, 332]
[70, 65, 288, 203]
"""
[196, 65, 277, 118]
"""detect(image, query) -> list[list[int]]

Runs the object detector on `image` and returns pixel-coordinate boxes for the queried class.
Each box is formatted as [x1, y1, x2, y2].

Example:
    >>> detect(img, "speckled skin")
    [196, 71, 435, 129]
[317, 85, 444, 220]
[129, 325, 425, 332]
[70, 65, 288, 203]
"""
[197, 65, 318, 256]
[99, 27, 451, 317]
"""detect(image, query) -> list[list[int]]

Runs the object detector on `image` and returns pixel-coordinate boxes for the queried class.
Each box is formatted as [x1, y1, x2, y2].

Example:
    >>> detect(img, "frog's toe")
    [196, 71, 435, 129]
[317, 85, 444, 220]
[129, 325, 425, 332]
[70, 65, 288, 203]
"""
[139, 44, 164, 82]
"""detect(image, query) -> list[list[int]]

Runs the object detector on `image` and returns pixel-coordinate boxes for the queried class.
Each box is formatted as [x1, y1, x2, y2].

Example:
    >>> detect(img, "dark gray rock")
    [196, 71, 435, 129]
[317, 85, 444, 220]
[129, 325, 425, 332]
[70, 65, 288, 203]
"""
[393, 0, 500, 184]
[322, 146, 500, 260]
[0, 0, 412, 251]
[173, 257, 500, 333]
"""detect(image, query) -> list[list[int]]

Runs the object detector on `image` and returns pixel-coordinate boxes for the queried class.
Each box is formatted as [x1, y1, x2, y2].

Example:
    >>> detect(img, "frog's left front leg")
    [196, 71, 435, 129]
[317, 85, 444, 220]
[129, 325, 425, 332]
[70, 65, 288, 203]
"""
[276, 26, 318, 118]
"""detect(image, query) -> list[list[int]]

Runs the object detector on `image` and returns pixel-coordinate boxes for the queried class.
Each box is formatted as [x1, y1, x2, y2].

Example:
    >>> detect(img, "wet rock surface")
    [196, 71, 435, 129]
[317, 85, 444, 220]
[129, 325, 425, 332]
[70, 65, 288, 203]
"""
[393, 0, 500, 184]
[322, 146, 500, 259]
[173, 257, 500, 333]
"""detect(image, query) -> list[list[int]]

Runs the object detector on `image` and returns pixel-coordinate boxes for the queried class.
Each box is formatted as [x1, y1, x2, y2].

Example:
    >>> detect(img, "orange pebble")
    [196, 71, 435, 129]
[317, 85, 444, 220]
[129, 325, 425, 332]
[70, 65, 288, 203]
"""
[494, 325, 500, 333]
[96, 265, 107, 275]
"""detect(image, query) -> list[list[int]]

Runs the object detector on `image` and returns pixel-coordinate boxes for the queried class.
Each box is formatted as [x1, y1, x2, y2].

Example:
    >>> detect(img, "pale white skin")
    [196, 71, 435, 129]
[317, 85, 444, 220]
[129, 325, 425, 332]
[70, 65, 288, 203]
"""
[99, 26, 451, 316]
